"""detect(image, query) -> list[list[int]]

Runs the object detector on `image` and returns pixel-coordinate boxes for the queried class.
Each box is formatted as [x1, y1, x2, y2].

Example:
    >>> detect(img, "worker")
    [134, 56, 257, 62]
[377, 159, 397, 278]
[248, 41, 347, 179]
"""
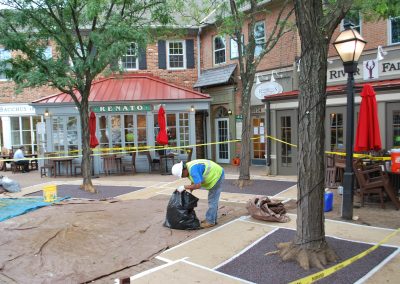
[13, 146, 30, 173]
[171, 159, 224, 229]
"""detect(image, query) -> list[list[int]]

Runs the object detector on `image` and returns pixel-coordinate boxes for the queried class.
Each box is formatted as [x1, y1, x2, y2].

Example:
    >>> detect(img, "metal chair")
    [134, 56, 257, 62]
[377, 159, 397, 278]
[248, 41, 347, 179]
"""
[40, 152, 56, 177]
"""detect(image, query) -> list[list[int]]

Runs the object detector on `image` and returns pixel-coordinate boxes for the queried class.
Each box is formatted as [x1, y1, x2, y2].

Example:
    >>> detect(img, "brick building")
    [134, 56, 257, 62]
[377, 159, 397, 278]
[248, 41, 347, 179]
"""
[1, 2, 399, 175]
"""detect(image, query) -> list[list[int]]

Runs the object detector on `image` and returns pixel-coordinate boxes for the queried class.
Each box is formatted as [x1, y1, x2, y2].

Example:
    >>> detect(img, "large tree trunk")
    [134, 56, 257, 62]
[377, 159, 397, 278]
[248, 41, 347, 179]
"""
[79, 96, 96, 193]
[238, 76, 255, 187]
[278, 1, 338, 269]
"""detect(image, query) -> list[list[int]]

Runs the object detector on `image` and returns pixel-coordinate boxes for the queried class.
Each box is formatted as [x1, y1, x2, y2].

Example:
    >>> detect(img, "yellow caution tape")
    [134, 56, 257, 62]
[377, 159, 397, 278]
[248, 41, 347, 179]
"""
[1, 134, 393, 163]
[290, 228, 400, 284]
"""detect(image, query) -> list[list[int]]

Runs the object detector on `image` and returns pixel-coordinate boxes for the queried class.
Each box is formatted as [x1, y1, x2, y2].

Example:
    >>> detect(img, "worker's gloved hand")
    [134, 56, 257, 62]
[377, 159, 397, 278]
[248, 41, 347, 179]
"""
[177, 185, 185, 193]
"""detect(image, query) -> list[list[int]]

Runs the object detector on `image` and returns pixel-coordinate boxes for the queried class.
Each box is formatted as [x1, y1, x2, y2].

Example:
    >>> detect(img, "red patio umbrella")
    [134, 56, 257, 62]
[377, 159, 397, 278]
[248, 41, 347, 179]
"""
[89, 111, 99, 148]
[354, 84, 382, 152]
[156, 105, 168, 145]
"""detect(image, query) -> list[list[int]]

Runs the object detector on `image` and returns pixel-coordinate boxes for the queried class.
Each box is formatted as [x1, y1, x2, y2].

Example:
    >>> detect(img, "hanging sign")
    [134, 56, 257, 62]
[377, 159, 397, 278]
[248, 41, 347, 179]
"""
[254, 82, 283, 100]
[363, 59, 379, 80]
[92, 104, 152, 113]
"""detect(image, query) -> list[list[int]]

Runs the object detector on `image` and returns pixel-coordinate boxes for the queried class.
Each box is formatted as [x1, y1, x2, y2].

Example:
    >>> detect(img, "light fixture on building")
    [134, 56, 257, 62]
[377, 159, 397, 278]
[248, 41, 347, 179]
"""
[44, 109, 49, 117]
[376, 45, 387, 61]
[190, 105, 195, 112]
[333, 24, 366, 220]
[227, 109, 232, 115]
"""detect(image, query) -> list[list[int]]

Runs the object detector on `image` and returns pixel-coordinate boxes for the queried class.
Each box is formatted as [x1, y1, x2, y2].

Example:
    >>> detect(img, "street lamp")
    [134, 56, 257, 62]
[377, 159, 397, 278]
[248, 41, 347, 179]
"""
[333, 25, 366, 220]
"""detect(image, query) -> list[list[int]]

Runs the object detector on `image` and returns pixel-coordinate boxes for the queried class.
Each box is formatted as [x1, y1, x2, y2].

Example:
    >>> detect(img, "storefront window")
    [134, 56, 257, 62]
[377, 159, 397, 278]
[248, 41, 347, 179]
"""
[67, 117, 78, 152]
[111, 115, 122, 149]
[167, 113, 177, 149]
[52, 117, 65, 153]
[11, 116, 42, 154]
[137, 115, 147, 152]
[100, 114, 147, 155]
[179, 113, 189, 154]
[330, 113, 344, 150]
[154, 112, 189, 154]
[99, 115, 109, 149]
[52, 116, 77, 154]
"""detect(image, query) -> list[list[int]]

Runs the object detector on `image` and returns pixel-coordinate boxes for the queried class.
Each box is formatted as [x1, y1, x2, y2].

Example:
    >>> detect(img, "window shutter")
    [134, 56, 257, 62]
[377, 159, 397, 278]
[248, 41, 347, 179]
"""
[138, 46, 147, 70]
[158, 40, 166, 69]
[186, 39, 195, 69]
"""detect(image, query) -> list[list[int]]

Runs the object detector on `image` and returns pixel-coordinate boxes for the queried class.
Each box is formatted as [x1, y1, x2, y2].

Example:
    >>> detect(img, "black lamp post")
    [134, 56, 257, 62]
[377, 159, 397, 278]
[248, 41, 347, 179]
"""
[333, 26, 366, 220]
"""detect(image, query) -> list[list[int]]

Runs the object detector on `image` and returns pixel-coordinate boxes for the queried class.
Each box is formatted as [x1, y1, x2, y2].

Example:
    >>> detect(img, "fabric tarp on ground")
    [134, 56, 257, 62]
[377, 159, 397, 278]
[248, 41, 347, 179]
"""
[0, 196, 247, 283]
[0, 197, 68, 222]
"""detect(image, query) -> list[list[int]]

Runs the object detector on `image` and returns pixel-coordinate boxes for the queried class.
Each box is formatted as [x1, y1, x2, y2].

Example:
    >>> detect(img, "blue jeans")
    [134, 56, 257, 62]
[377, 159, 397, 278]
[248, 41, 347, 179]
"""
[205, 172, 224, 224]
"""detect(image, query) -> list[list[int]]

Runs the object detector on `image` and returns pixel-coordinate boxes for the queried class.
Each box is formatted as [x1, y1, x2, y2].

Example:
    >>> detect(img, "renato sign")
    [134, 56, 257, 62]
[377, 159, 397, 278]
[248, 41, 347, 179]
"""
[92, 104, 152, 113]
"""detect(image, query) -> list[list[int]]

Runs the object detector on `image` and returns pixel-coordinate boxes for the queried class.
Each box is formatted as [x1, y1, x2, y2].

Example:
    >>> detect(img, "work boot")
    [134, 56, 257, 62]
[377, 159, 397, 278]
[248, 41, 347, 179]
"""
[200, 221, 215, 229]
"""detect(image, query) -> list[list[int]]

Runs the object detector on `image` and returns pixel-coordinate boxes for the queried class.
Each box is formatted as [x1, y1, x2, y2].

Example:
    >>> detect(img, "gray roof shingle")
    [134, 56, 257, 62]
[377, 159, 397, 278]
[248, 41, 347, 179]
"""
[194, 64, 237, 88]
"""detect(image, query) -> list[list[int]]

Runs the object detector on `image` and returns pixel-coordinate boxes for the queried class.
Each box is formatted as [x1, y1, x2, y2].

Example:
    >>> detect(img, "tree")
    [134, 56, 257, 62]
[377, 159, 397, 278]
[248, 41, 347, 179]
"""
[0, 0, 174, 193]
[215, 0, 294, 186]
[277, 0, 400, 270]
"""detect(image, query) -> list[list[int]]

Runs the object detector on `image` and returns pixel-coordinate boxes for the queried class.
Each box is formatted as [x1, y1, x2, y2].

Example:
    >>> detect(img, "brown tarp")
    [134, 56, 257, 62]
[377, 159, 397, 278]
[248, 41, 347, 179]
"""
[0, 197, 245, 283]
[246, 196, 290, 223]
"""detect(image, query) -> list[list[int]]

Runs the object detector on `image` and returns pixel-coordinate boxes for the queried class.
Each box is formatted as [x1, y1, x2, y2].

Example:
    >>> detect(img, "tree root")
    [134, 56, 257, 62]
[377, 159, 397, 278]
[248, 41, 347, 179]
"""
[80, 183, 97, 193]
[232, 179, 253, 189]
[277, 241, 338, 270]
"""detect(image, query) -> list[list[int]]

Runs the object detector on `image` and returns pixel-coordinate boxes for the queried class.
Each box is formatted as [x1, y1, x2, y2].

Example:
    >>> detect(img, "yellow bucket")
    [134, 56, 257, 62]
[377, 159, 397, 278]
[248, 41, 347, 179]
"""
[43, 185, 57, 202]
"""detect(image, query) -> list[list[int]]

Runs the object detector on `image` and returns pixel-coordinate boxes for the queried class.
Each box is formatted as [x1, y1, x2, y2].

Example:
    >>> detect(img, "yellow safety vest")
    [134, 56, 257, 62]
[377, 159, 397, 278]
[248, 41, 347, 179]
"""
[187, 159, 223, 190]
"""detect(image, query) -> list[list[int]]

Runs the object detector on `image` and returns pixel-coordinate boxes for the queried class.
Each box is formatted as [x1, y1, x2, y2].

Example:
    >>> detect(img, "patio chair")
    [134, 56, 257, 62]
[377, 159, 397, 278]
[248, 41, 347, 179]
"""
[40, 152, 57, 177]
[144, 151, 160, 173]
[353, 160, 400, 210]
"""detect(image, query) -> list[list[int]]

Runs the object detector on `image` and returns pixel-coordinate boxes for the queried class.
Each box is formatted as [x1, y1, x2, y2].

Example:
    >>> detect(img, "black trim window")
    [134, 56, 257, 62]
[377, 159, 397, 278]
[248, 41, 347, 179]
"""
[121, 42, 138, 70]
[167, 40, 185, 69]
[390, 17, 400, 45]
[214, 36, 226, 65]
[254, 21, 265, 57]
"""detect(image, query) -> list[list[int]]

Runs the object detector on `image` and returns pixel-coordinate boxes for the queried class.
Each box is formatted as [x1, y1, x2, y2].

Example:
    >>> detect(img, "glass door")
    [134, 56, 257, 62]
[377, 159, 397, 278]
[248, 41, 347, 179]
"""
[215, 118, 230, 163]
[252, 116, 266, 165]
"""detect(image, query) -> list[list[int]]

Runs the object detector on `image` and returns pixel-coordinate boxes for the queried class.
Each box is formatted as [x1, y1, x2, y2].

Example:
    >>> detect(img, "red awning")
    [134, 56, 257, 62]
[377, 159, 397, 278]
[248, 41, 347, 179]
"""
[32, 74, 210, 104]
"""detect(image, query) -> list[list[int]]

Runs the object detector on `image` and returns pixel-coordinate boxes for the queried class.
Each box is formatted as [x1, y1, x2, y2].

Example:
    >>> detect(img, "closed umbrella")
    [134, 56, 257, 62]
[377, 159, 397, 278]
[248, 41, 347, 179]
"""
[89, 111, 99, 148]
[354, 84, 382, 152]
[156, 105, 168, 145]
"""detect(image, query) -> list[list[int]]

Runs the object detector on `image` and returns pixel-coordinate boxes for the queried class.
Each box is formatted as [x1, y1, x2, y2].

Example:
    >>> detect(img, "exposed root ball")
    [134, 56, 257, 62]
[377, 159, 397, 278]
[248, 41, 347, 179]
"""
[232, 179, 253, 189]
[277, 241, 339, 270]
[80, 183, 97, 193]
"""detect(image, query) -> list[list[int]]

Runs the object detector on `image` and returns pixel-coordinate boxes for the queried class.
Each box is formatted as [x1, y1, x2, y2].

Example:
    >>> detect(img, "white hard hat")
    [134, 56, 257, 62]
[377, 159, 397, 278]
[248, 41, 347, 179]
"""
[171, 161, 183, 178]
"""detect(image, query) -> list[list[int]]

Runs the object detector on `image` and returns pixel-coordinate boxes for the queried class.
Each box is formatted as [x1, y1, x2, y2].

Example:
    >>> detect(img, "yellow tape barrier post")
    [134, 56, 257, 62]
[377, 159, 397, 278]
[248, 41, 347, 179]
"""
[289, 228, 400, 284]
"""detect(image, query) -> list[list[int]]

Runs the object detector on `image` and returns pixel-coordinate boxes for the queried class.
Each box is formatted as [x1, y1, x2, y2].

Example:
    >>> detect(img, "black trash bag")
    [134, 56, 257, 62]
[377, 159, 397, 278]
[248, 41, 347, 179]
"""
[164, 190, 201, 230]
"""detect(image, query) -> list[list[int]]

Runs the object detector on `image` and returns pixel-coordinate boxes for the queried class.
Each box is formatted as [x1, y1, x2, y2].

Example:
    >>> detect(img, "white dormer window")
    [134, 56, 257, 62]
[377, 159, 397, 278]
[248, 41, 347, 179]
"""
[121, 42, 138, 70]
[389, 16, 400, 45]
[167, 40, 186, 70]
[213, 35, 226, 65]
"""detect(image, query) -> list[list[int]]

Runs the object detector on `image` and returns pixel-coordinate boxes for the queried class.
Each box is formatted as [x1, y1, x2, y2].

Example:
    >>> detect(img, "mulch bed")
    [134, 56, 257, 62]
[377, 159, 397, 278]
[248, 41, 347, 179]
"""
[25, 184, 143, 199]
[222, 179, 296, 196]
[217, 228, 397, 284]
